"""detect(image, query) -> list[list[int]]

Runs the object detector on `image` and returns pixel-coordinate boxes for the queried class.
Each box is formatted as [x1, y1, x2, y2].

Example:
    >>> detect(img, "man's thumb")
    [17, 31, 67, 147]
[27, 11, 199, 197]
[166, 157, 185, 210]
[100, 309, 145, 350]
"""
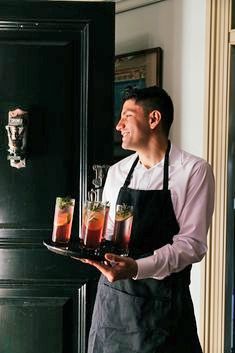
[105, 253, 120, 262]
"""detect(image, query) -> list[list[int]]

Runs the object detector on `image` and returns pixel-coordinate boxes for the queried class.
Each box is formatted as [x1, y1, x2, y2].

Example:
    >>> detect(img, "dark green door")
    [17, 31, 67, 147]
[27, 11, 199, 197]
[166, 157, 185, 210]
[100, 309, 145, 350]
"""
[0, 2, 114, 352]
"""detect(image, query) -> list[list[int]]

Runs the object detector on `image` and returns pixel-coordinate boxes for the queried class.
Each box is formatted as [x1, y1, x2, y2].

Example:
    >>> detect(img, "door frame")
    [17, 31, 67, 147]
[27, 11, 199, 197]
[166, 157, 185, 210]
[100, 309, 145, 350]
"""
[202, 1, 232, 352]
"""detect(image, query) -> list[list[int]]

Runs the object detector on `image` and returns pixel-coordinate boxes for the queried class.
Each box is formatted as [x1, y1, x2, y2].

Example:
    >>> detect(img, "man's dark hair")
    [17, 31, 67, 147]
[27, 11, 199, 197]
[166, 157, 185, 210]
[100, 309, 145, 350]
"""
[122, 86, 174, 136]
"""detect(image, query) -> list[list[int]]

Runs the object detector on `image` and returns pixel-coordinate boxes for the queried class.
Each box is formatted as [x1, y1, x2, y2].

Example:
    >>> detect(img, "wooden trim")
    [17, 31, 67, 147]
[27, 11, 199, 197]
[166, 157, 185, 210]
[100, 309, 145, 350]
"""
[202, 1, 231, 352]
[77, 284, 87, 353]
[79, 23, 89, 231]
[230, 29, 235, 44]
[114, 0, 164, 14]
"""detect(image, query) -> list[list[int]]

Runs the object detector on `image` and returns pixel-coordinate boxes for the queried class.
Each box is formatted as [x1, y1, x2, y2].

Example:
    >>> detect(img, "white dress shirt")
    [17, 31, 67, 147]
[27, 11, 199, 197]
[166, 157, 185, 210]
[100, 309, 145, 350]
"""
[102, 144, 215, 280]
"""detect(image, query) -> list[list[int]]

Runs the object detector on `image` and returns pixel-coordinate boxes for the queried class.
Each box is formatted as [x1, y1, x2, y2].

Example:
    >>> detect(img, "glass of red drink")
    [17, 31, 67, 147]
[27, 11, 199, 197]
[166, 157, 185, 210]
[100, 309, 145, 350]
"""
[101, 202, 110, 240]
[113, 204, 134, 253]
[52, 197, 75, 244]
[81, 201, 106, 248]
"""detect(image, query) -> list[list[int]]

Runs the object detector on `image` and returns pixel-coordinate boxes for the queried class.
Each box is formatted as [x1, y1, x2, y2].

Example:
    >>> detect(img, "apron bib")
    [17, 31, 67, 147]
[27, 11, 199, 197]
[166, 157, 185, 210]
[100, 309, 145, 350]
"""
[88, 141, 202, 353]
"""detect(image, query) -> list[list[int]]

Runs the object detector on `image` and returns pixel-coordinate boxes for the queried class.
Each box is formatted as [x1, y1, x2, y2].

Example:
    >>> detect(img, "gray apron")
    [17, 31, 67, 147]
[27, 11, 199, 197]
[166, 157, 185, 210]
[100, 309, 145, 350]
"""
[88, 141, 203, 353]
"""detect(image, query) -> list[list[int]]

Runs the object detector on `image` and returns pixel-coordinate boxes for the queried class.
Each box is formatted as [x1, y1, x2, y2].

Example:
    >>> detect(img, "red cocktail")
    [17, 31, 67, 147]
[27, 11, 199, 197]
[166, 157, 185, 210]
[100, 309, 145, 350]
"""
[81, 201, 106, 248]
[52, 197, 75, 244]
[113, 204, 133, 251]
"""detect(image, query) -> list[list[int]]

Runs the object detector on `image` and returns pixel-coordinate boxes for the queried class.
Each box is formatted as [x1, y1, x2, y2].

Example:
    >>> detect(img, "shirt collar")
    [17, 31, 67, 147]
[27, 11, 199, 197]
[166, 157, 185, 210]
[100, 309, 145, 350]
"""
[169, 143, 182, 166]
[135, 143, 182, 170]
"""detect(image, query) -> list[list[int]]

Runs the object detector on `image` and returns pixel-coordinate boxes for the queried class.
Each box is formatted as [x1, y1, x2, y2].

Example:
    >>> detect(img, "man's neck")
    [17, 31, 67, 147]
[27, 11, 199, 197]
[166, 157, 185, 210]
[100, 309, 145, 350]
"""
[137, 138, 169, 169]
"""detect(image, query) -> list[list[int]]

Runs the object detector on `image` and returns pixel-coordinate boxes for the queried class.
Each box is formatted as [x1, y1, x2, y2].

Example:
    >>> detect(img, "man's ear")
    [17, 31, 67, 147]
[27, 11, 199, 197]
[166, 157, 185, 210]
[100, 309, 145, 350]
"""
[149, 110, 161, 129]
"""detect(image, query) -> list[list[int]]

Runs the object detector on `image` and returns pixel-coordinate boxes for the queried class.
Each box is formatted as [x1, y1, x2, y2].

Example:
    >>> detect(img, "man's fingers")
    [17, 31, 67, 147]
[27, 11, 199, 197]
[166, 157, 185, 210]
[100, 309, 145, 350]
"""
[71, 256, 87, 263]
[85, 259, 110, 272]
[71, 253, 137, 282]
[105, 253, 122, 263]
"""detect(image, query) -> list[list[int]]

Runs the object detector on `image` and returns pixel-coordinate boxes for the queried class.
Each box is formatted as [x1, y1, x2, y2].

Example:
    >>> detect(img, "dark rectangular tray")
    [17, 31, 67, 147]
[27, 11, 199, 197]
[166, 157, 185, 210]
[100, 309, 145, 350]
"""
[43, 239, 126, 261]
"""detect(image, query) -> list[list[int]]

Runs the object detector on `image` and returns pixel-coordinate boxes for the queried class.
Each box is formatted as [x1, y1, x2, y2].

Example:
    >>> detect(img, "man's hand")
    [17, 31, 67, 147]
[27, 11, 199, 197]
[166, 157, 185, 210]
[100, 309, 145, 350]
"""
[76, 253, 138, 282]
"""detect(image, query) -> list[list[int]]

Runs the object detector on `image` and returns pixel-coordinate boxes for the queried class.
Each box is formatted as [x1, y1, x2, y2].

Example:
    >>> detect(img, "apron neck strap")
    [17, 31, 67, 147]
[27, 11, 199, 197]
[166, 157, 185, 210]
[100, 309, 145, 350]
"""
[123, 156, 139, 188]
[123, 140, 171, 190]
[163, 140, 171, 190]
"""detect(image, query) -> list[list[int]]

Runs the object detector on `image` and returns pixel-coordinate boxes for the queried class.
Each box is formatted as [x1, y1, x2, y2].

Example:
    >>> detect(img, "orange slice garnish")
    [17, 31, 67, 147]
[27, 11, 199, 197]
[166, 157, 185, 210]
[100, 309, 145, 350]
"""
[56, 213, 68, 226]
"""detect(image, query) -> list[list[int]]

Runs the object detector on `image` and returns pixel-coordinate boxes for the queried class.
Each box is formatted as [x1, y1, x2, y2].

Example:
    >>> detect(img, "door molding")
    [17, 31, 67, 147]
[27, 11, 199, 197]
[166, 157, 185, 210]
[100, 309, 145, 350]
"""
[202, 1, 231, 352]
[114, 0, 164, 13]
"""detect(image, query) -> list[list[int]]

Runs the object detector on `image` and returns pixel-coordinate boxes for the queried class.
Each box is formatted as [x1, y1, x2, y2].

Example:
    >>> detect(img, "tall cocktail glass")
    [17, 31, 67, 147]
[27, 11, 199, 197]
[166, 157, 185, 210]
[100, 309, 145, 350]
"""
[52, 197, 75, 244]
[81, 201, 106, 248]
[113, 204, 134, 253]
[101, 202, 110, 240]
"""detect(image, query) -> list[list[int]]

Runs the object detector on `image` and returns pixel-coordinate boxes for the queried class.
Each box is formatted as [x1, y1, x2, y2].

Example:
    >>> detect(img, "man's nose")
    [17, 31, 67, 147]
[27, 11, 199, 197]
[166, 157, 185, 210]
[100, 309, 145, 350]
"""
[116, 117, 125, 131]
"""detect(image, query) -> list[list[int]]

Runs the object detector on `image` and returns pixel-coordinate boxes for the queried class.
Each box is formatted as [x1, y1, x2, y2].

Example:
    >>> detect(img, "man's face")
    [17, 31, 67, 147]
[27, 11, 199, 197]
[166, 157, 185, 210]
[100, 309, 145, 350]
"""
[116, 99, 151, 152]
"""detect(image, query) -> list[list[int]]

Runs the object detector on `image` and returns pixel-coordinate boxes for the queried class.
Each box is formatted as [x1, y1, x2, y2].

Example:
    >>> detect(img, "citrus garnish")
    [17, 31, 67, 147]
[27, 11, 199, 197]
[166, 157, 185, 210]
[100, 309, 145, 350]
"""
[56, 212, 68, 226]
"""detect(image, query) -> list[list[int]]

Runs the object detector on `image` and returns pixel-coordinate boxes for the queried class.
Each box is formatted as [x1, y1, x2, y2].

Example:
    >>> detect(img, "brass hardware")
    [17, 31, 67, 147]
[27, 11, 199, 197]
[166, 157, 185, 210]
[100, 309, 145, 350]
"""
[5, 108, 28, 169]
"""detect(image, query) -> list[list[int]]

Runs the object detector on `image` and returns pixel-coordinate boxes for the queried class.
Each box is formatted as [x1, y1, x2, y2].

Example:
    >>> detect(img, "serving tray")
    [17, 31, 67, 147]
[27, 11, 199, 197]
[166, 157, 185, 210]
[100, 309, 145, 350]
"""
[43, 239, 126, 261]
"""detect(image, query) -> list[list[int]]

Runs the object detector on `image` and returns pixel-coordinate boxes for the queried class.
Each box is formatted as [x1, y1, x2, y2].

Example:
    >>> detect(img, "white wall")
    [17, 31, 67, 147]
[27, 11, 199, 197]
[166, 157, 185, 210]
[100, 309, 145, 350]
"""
[116, 0, 207, 334]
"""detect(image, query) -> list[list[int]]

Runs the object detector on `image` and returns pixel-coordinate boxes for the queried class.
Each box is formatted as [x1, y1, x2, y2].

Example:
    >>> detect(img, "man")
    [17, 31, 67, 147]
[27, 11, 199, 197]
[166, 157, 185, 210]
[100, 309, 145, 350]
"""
[82, 86, 215, 353]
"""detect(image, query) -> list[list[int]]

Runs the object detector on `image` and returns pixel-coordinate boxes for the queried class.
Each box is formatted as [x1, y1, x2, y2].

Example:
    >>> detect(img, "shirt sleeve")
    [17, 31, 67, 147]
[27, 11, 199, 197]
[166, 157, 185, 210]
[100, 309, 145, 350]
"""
[135, 161, 215, 280]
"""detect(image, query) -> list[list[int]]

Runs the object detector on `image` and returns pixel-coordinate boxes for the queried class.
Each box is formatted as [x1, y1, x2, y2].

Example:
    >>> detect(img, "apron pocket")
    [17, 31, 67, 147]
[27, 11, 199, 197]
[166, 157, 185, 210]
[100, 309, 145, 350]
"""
[97, 283, 172, 333]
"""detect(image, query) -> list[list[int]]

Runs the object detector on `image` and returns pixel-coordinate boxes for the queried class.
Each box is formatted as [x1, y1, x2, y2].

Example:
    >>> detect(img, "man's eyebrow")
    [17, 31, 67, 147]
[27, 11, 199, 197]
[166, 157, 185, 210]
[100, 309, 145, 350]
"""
[122, 109, 136, 114]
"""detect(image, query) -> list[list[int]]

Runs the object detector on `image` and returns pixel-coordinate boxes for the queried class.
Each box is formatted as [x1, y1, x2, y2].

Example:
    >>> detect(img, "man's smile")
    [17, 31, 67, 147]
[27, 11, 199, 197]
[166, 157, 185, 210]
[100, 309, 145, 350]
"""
[121, 131, 129, 138]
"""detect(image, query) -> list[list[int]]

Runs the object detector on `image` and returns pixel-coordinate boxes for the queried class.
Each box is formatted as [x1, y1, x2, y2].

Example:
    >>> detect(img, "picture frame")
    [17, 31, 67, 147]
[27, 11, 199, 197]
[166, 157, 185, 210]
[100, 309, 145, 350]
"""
[113, 47, 163, 161]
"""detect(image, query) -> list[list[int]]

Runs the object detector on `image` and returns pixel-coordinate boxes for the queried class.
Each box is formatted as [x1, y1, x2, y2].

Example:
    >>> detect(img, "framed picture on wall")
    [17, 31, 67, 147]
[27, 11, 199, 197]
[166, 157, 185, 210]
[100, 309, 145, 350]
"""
[114, 47, 163, 162]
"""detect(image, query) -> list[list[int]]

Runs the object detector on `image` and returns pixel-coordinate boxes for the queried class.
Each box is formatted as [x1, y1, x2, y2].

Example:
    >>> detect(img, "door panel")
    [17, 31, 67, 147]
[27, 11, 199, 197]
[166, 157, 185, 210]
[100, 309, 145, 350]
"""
[0, 284, 87, 353]
[0, 39, 77, 227]
[0, 2, 114, 352]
